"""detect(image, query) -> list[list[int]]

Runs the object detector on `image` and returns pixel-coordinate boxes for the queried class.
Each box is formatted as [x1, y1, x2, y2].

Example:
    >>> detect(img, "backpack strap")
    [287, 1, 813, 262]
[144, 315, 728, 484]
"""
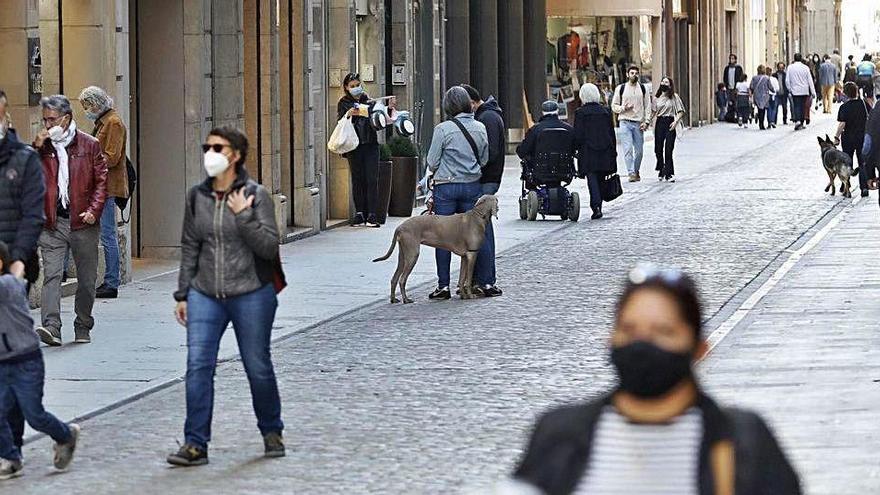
[450, 118, 481, 166]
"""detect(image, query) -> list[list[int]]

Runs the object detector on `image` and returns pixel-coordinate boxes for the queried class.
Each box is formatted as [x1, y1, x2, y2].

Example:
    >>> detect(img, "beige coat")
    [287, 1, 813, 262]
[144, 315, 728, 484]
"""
[93, 109, 128, 198]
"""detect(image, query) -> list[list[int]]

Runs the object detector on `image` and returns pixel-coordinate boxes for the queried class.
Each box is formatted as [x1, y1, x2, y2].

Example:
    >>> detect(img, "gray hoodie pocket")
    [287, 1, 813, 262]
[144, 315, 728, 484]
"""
[2, 333, 12, 353]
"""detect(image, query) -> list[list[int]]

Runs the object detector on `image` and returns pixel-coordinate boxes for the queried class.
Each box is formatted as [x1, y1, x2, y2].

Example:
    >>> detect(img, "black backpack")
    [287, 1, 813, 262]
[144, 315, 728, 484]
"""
[114, 157, 137, 223]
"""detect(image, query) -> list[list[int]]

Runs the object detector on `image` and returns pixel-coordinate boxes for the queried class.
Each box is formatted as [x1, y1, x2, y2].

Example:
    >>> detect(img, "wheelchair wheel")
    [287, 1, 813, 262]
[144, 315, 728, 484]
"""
[568, 192, 580, 222]
[519, 197, 528, 220]
[526, 191, 540, 221]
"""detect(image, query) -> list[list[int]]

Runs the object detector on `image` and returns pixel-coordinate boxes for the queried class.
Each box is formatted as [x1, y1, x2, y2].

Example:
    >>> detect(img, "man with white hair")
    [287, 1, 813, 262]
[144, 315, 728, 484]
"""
[79, 86, 127, 299]
[516, 100, 576, 164]
[33, 95, 108, 346]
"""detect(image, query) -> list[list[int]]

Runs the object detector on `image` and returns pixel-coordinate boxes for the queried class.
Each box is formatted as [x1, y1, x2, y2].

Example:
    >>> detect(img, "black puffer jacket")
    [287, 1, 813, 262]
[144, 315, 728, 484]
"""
[513, 391, 801, 495]
[0, 129, 45, 265]
[475, 97, 506, 184]
[337, 94, 378, 146]
[175, 170, 279, 301]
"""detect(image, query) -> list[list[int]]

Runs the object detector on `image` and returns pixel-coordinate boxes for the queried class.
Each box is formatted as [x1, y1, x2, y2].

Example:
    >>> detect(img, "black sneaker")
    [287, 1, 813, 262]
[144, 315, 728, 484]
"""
[428, 287, 451, 300]
[263, 432, 285, 458]
[95, 285, 118, 299]
[167, 443, 208, 467]
[862, 190, 870, 197]
[482, 285, 503, 297]
[591, 208, 603, 220]
[352, 213, 366, 226]
[366, 214, 381, 228]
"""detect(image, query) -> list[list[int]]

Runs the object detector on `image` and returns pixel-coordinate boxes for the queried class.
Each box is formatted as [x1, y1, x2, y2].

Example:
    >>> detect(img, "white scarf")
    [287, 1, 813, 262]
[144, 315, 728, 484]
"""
[51, 120, 77, 208]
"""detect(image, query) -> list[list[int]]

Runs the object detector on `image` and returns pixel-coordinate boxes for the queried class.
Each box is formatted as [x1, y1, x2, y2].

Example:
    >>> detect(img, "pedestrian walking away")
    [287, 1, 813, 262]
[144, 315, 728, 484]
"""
[651, 77, 686, 181]
[774, 62, 790, 125]
[169, 126, 285, 466]
[836, 82, 874, 196]
[79, 86, 127, 299]
[735, 73, 752, 128]
[0, 89, 47, 477]
[766, 66, 781, 127]
[611, 65, 652, 182]
[33, 95, 108, 347]
[337, 73, 384, 228]
[573, 83, 617, 219]
[843, 55, 858, 84]
[0, 241, 80, 481]
[500, 265, 802, 495]
[425, 86, 492, 301]
[819, 55, 840, 114]
[462, 84, 504, 297]
[856, 54, 877, 101]
[750, 66, 773, 130]
[786, 54, 818, 130]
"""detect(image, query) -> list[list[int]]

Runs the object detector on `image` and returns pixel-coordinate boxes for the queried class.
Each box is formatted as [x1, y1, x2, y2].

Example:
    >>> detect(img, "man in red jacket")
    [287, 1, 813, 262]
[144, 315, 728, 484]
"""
[33, 95, 108, 346]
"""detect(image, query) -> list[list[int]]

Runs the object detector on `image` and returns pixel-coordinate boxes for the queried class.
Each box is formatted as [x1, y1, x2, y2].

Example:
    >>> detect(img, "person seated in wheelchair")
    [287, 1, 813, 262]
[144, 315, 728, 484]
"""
[516, 100, 580, 220]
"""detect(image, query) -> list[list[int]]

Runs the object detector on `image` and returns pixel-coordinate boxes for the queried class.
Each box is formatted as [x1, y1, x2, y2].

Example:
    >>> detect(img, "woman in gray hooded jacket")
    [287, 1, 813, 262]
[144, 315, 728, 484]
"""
[168, 126, 285, 467]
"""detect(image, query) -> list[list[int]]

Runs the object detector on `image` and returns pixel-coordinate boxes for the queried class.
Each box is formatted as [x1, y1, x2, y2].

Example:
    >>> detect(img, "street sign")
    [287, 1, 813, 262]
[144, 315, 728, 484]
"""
[392, 64, 407, 86]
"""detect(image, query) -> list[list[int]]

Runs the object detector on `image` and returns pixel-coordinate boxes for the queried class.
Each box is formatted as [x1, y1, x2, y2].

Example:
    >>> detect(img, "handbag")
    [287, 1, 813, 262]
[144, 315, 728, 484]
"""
[327, 116, 359, 155]
[599, 173, 623, 202]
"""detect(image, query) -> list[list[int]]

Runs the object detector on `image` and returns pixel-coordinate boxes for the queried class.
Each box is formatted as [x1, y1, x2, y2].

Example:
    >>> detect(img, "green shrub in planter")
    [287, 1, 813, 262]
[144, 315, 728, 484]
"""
[388, 136, 418, 158]
[379, 143, 392, 162]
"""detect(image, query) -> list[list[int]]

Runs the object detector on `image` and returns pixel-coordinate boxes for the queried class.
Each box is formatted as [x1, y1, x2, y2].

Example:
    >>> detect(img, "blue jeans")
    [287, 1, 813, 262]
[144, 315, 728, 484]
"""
[767, 96, 778, 124]
[100, 197, 120, 288]
[0, 355, 71, 461]
[479, 183, 500, 286]
[433, 182, 492, 288]
[618, 120, 644, 175]
[184, 284, 283, 449]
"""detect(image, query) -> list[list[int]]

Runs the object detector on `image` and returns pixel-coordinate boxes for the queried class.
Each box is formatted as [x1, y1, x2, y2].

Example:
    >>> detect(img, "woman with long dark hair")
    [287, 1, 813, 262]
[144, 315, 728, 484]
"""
[336, 73, 381, 227]
[651, 77, 686, 182]
[169, 126, 285, 466]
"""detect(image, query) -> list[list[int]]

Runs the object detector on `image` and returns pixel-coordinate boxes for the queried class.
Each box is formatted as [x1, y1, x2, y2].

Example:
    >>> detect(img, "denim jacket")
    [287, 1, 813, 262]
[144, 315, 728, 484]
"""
[426, 113, 488, 184]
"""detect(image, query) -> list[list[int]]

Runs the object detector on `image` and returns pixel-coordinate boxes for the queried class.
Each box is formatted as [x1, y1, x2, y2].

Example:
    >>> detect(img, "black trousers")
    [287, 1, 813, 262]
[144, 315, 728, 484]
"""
[654, 116, 677, 178]
[346, 143, 380, 217]
[842, 137, 871, 190]
[756, 107, 767, 129]
[586, 172, 602, 210]
[791, 95, 808, 123]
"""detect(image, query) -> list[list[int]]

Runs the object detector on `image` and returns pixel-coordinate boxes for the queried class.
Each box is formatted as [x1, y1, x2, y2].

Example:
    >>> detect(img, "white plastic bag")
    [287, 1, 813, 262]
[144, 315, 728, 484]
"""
[327, 116, 359, 155]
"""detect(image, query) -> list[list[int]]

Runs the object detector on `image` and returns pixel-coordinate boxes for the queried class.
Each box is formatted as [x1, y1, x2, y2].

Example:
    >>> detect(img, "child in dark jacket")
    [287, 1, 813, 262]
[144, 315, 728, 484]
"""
[715, 83, 728, 121]
[0, 241, 80, 480]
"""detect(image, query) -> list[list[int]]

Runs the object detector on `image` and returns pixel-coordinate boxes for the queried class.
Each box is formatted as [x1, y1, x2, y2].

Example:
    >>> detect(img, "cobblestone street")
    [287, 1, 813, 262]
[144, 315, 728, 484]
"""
[9, 114, 879, 493]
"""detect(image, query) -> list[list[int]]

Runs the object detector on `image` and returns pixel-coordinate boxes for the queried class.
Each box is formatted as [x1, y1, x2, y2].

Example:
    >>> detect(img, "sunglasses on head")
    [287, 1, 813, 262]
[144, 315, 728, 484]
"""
[202, 143, 231, 153]
[627, 264, 684, 286]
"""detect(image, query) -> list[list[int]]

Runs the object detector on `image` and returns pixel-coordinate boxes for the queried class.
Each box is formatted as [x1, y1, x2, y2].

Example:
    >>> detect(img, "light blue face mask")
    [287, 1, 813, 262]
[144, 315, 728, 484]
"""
[349, 85, 364, 97]
[85, 110, 100, 121]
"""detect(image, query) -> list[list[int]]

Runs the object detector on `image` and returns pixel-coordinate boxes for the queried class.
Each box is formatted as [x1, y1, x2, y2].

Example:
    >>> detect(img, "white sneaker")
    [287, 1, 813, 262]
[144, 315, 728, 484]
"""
[0, 458, 22, 480]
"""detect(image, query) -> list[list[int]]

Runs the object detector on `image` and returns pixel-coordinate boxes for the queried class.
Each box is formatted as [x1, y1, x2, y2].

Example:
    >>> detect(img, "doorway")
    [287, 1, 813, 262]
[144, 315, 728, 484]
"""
[131, 0, 187, 258]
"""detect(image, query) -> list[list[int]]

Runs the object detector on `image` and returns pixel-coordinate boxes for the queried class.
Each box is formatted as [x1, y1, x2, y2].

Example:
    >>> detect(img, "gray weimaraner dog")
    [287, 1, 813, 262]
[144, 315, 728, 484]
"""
[373, 195, 498, 303]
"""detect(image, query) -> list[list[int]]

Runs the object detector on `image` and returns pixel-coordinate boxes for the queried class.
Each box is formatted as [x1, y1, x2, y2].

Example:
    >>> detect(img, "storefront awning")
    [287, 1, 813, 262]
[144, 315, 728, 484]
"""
[547, 0, 662, 17]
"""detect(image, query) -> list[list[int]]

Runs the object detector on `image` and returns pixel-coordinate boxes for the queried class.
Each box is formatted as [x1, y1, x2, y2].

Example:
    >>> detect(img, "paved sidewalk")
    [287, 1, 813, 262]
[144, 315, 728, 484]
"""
[32, 115, 830, 432]
[701, 197, 880, 494]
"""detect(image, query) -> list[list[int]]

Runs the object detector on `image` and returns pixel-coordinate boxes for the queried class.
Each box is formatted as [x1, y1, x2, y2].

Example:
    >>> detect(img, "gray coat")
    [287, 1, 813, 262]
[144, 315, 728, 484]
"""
[174, 171, 279, 301]
[0, 274, 40, 363]
[750, 75, 772, 109]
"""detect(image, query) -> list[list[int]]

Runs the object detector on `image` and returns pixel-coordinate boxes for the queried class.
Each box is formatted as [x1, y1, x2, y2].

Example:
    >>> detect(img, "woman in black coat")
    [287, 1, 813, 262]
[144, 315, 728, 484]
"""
[336, 73, 380, 227]
[574, 83, 618, 220]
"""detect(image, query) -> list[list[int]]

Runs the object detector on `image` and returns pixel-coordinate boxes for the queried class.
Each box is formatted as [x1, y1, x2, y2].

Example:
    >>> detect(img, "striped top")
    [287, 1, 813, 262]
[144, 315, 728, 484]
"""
[575, 406, 704, 495]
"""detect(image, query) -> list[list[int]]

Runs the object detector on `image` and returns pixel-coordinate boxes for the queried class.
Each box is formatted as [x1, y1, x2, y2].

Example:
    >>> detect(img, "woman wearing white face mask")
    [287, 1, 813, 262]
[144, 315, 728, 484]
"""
[336, 72, 381, 227]
[169, 126, 285, 467]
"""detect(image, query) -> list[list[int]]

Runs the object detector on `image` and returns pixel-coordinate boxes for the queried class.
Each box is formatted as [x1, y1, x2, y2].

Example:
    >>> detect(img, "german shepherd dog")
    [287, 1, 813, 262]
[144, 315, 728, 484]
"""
[818, 135, 858, 198]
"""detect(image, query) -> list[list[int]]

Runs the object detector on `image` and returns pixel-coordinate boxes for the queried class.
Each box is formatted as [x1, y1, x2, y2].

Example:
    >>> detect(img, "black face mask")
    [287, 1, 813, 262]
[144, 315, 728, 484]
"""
[611, 341, 693, 398]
